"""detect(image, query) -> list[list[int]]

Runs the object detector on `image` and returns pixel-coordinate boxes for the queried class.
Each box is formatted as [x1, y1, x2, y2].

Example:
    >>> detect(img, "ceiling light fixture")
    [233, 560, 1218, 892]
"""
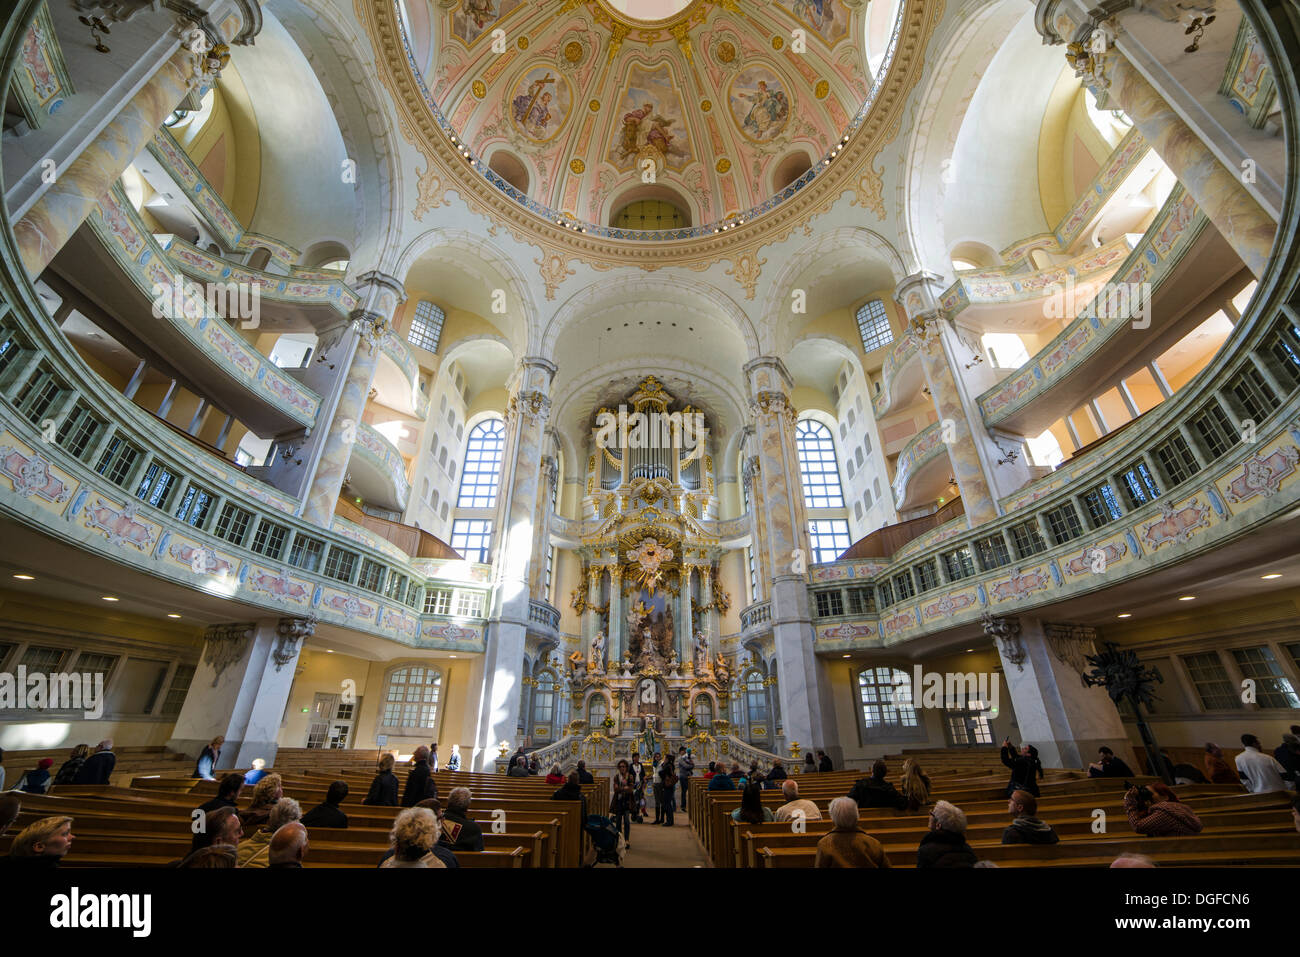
[1177, 595, 1196, 601]
[167, 614, 182, 619]
[1117, 613, 1132, 618]
[12, 574, 34, 580]
[101, 596, 120, 602]
[1261, 573, 1282, 580]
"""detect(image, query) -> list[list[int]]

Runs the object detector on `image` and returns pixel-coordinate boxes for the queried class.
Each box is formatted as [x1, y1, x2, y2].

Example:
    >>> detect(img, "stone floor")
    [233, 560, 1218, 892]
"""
[616, 813, 710, 868]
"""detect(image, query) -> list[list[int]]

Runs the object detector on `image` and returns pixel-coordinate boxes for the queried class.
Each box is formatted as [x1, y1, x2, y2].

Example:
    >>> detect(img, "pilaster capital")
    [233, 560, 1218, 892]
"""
[273, 615, 317, 671]
[742, 356, 794, 396]
[202, 622, 254, 686]
[981, 613, 1026, 672]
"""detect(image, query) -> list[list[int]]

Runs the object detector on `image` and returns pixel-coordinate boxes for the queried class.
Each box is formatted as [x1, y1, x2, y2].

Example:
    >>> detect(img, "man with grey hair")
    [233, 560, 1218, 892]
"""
[774, 779, 822, 823]
[439, 786, 484, 851]
[73, 739, 115, 784]
[814, 797, 890, 868]
[917, 800, 977, 868]
[267, 821, 309, 868]
[239, 797, 302, 868]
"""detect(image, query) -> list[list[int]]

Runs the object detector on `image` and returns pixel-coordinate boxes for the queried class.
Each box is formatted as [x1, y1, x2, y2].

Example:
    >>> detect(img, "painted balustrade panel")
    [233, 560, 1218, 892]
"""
[353, 421, 411, 507]
[331, 514, 411, 563]
[88, 189, 321, 426]
[873, 328, 922, 417]
[891, 419, 945, 505]
[238, 232, 300, 272]
[163, 236, 359, 315]
[807, 560, 888, 582]
[378, 329, 424, 414]
[979, 187, 1202, 425]
[146, 130, 244, 248]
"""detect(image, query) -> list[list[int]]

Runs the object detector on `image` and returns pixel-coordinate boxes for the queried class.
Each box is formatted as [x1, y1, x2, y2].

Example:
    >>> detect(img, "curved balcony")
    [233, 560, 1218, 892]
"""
[143, 130, 244, 248]
[890, 420, 950, 510]
[872, 329, 924, 417]
[740, 600, 772, 636]
[528, 599, 561, 639]
[349, 421, 410, 512]
[978, 187, 1245, 436]
[372, 329, 426, 419]
[59, 186, 321, 436]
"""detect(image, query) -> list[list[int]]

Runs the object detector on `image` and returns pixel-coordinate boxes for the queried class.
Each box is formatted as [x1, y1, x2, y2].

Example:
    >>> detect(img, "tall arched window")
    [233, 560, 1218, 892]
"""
[380, 665, 443, 731]
[857, 666, 919, 731]
[692, 694, 713, 728]
[796, 419, 845, 509]
[586, 693, 608, 729]
[456, 418, 505, 507]
[407, 300, 445, 354]
[744, 672, 768, 727]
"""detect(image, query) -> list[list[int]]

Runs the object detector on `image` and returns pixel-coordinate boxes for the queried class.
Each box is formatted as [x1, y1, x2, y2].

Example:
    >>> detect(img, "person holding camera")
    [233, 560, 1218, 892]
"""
[999, 738, 1043, 798]
[1122, 781, 1203, 836]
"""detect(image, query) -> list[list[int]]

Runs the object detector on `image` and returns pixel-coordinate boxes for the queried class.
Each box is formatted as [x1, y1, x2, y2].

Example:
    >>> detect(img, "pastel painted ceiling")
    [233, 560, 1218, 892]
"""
[402, 0, 890, 225]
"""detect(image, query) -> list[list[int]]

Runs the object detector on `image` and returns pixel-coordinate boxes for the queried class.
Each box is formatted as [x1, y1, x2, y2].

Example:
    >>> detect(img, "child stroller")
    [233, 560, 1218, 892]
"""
[584, 814, 626, 867]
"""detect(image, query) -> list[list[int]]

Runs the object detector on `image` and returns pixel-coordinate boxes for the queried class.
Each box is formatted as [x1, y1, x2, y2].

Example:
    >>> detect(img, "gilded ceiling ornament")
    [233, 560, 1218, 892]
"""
[607, 21, 630, 61]
[814, 79, 829, 98]
[472, 79, 487, 98]
[570, 157, 586, 174]
[517, 35, 529, 49]
[850, 159, 885, 220]
[536, 250, 576, 300]
[669, 21, 693, 62]
[771, 35, 783, 50]
[564, 39, 584, 62]
[725, 251, 766, 300]
[715, 157, 730, 173]
[716, 40, 736, 62]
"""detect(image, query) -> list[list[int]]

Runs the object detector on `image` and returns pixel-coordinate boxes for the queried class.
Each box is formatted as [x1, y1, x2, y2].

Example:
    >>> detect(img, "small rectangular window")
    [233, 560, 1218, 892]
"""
[213, 502, 253, 546]
[407, 300, 446, 353]
[912, 558, 939, 593]
[846, 586, 875, 614]
[95, 435, 141, 487]
[1227, 365, 1279, 423]
[159, 664, 195, 716]
[856, 299, 894, 353]
[57, 404, 103, 460]
[0, 327, 25, 379]
[136, 463, 178, 510]
[1008, 520, 1047, 559]
[175, 485, 217, 529]
[357, 557, 385, 593]
[893, 571, 915, 601]
[877, 578, 895, 608]
[386, 572, 408, 601]
[814, 590, 844, 617]
[324, 547, 359, 582]
[1153, 434, 1199, 487]
[1117, 460, 1161, 509]
[14, 365, 64, 424]
[1044, 503, 1083, 546]
[1181, 652, 1242, 711]
[424, 588, 453, 615]
[1231, 646, 1300, 709]
[287, 535, 325, 573]
[1268, 323, 1300, 387]
[941, 546, 976, 581]
[973, 534, 1011, 571]
[1191, 402, 1239, 459]
[454, 590, 485, 617]
[1080, 483, 1123, 528]
[250, 520, 289, 559]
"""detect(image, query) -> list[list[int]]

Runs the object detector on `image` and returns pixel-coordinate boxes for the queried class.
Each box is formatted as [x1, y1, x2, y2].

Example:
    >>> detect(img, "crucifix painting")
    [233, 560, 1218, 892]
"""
[626, 588, 674, 668]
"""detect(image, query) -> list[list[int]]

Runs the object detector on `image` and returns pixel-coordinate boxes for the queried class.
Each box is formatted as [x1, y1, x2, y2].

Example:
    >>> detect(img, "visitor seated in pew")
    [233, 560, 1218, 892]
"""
[0, 793, 21, 838]
[183, 806, 242, 862]
[439, 786, 484, 852]
[73, 739, 116, 785]
[999, 738, 1043, 798]
[1, 815, 74, 869]
[240, 797, 302, 868]
[53, 744, 90, 787]
[15, 757, 54, 794]
[1203, 742, 1238, 785]
[1274, 734, 1300, 781]
[900, 758, 931, 812]
[818, 751, 834, 773]
[179, 846, 237, 868]
[708, 765, 737, 791]
[193, 735, 224, 780]
[242, 758, 268, 786]
[848, 760, 907, 811]
[576, 761, 594, 784]
[774, 779, 821, 823]
[1123, 782, 1203, 837]
[446, 744, 462, 771]
[382, 807, 447, 868]
[728, 762, 745, 782]
[814, 797, 890, 869]
[197, 773, 245, 819]
[1001, 790, 1059, 845]
[545, 764, 566, 786]
[301, 780, 350, 829]
[508, 756, 531, 777]
[1236, 734, 1293, 793]
[241, 774, 284, 835]
[764, 759, 787, 790]
[402, 745, 438, 806]
[917, 800, 977, 869]
[732, 782, 774, 825]
[268, 822, 309, 869]
[803, 753, 817, 775]
[363, 753, 400, 806]
[1087, 746, 1134, 779]
[554, 770, 589, 823]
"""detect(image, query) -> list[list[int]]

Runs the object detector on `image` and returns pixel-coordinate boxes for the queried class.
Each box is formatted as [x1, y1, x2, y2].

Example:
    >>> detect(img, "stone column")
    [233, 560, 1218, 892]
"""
[300, 271, 406, 526]
[472, 357, 556, 769]
[1070, 29, 1275, 278]
[743, 355, 836, 762]
[608, 566, 623, 661]
[581, 565, 603, 652]
[14, 44, 210, 276]
[167, 616, 316, 768]
[700, 564, 715, 644]
[983, 614, 1134, 771]
[528, 451, 557, 597]
[895, 272, 1010, 526]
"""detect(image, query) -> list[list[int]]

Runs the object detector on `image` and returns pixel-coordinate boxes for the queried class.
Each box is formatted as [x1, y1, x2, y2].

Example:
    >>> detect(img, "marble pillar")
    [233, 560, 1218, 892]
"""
[984, 614, 1135, 771]
[608, 567, 623, 661]
[1090, 46, 1275, 278]
[743, 356, 837, 762]
[15, 46, 207, 277]
[472, 357, 556, 768]
[300, 271, 405, 527]
[167, 617, 315, 768]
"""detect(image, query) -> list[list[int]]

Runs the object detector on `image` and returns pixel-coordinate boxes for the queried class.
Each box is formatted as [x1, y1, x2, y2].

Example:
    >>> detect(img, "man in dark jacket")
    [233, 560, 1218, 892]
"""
[301, 780, 350, 828]
[364, 754, 400, 805]
[439, 787, 485, 852]
[1088, 746, 1134, 778]
[817, 750, 833, 773]
[848, 760, 907, 811]
[708, 768, 737, 791]
[73, 739, 115, 784]
[917, 800, 978, 868]
[1273, 734, 1300, 779]
[507, 756, 530, 777]
[999, 738, 1042, 797]
[197, 773, 245, 818]
[1001, 790, 1059, 845]
[552, 771, 588, 821]
[401, 746, 437, 807]
[576, 761, 594, 784]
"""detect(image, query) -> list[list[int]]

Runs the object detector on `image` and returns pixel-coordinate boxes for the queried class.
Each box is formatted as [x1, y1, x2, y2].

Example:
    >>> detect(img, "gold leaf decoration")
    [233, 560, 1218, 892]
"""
[570, 158, 586, 174]
[472, 79, 487, 99]
[814, 79, 829, 99]
[716, 157, 731, 173]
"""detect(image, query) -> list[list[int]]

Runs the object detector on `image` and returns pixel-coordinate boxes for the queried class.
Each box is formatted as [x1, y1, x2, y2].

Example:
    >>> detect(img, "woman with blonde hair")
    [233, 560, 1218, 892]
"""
[53, 744, 91, 787]
[901, 758, 932, 812]
[240, 772, 282, 835]
[380, 807, 447, 867]
[364, 753, 400, 806]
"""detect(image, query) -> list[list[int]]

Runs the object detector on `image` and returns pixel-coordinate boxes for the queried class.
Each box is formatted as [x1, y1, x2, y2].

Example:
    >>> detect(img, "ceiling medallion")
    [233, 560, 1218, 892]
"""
[815, 79, 829, 99]
[716, 39, 736, 63]
[516, 35, 529, 49]
[699, 98, 712, 112]
[472, 79, 486, 99]
[564, 40, 585, 62]
[715, 157, 731, 173]
[588, 98, 601, 112]
[570, 158, 586, 174]
[771, 35, 784, 50]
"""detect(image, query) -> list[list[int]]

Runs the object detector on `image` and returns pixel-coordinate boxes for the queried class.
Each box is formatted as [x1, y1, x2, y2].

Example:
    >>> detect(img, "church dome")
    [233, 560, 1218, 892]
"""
[396, 0, 904, 237]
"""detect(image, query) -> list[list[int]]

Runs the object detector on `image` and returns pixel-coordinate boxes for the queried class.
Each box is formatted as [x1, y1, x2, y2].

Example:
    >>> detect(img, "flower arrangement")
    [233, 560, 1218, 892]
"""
[684, 714, 699, 730]
[601, 715, 615, 730]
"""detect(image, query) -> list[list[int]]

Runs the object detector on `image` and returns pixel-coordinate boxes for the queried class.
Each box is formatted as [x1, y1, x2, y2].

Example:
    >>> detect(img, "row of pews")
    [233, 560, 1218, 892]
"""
[0, 753, 607, 868]
[690, 749, 1300, 868]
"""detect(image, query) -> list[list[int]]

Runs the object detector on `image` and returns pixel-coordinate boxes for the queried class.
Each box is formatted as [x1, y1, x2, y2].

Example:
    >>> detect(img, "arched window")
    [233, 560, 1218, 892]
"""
[532, 670, 556, 727]
[857, 666, 918, 731]
[796, 419, 844, 508]
[586, 693, 608, 729]
[381, 665, 443, 731]
[744, 672, 768, 727]
[407, 300, 445, 354]
[457, 418, 505, 507]
[856, 298, 894, 353]
[692, 694, 713, 728]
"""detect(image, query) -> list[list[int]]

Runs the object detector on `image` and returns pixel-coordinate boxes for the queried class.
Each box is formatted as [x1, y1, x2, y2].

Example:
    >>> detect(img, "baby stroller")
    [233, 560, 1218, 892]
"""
[584, 814, 626, 867]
